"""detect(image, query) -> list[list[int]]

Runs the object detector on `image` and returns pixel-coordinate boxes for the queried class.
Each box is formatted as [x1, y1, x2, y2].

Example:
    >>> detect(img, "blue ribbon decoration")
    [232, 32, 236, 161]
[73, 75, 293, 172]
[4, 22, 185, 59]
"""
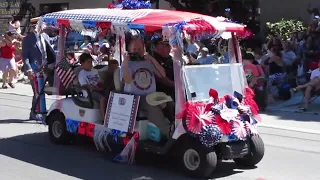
[65, 119, 80, 133]
[43, 18, 57, 26]
[82, 20, 97, 28]
[128, 24, 145, 30]
[111, 129, 124, 143]
[228, 132, 239, 142]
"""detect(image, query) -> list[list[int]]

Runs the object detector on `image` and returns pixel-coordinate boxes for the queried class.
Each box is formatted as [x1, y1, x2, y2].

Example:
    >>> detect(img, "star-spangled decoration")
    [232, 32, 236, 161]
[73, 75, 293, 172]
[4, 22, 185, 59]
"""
[199, 124, 223, 148]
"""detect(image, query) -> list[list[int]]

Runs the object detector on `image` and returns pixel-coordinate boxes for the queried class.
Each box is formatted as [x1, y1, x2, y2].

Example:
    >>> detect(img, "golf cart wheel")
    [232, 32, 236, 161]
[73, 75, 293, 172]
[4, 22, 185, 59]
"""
[180, 140, 217, 178]
[234, 135, 265, 167]
[48, 111, 71, 144]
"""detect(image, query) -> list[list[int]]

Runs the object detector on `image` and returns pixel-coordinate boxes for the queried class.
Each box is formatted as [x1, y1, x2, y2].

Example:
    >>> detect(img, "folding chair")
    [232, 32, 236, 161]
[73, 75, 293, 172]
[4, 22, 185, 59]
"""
[300, 88, 320, 105]
[295, 73, 320, 106]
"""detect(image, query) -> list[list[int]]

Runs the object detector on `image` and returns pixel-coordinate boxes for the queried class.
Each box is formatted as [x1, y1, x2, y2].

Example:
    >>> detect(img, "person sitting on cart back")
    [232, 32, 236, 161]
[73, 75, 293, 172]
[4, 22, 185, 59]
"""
[102, 59, 118, 91]
[120, 37, 173, 139]
[78, 53, 108, 119]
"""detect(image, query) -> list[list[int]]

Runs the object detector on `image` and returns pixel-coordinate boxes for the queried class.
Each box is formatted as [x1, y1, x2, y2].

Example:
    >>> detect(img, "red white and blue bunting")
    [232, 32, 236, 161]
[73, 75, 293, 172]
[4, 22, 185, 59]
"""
[40, 9, 245, 38]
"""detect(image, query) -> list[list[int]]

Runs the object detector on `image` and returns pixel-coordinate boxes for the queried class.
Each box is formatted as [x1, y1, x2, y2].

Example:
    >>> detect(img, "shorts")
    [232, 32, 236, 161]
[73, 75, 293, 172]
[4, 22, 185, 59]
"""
[0, 57, 16, 72]
[91, 91, 109, 102]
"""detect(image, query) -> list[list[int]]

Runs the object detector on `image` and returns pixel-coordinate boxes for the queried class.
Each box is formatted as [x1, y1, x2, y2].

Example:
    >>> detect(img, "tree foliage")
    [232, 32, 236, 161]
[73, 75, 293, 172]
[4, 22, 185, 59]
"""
[265, 19, 306, 40]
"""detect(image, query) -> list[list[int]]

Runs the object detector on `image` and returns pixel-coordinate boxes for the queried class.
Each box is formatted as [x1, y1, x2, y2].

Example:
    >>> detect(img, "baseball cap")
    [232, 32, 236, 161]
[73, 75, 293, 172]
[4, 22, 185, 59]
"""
[201, 47, 209, 52]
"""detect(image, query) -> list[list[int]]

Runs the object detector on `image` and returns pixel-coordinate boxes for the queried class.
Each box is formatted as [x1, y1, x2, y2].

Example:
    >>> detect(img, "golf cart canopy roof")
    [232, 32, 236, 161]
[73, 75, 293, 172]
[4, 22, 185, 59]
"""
[39, 8, 246, 38]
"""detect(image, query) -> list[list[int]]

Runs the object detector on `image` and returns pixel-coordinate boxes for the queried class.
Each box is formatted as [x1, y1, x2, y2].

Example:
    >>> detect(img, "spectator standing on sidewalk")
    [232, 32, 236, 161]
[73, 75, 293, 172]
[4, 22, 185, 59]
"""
[0, 31, 17, 89]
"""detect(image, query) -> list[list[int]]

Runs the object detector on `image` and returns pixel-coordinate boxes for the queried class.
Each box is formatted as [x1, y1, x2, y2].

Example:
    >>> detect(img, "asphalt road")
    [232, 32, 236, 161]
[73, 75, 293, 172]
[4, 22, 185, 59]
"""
[1, 93, 320, 180]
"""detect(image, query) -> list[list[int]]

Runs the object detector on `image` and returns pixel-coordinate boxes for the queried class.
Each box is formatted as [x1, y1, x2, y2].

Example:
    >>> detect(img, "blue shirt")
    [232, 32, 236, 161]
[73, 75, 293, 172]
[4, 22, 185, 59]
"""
[198, 55, 213, 64]
[120, 61, 156, 95]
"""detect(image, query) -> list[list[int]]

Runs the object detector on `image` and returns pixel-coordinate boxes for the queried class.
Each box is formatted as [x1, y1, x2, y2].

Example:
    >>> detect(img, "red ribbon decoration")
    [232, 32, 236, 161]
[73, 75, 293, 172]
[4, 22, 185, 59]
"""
[57, 19, 70, 27]
[78, 122, 95, 138]
[96, 22, 111, 29]
[78, 122, 87, 135]
[86, 123, 95, 138]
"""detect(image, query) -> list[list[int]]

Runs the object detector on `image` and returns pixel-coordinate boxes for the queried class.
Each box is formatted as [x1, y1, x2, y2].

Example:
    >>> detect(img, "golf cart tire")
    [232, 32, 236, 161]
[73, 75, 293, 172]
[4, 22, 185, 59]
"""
[48, 111, 72, 144]
[233, 135, 265, 167]
[180, 140, 217, 178]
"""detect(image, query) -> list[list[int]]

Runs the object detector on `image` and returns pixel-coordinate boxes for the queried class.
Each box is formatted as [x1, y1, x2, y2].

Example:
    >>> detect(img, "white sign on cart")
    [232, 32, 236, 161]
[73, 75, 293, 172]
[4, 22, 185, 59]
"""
[104, 92, 140, 133]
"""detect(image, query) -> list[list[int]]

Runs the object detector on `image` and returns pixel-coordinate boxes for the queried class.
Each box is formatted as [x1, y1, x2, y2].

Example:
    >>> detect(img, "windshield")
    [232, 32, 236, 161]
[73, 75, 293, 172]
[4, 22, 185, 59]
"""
[183, 63, 245, 101]
[66, 32, 84, 49]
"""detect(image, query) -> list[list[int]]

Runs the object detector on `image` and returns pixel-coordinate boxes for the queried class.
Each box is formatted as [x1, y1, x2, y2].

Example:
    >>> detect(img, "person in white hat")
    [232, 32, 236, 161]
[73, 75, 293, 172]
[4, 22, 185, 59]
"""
[197, 47, 214, 65]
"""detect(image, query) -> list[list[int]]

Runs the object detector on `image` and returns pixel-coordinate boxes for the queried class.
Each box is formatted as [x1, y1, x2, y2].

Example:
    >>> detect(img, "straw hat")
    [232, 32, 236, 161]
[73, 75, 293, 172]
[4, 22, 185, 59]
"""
[146, 92, 173, 107]
[31, 17, 39, 25]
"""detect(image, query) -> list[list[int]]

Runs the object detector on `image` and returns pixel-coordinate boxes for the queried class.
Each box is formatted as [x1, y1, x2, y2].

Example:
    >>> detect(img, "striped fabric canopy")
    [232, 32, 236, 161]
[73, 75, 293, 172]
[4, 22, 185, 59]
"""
[41, 8, 245, 34]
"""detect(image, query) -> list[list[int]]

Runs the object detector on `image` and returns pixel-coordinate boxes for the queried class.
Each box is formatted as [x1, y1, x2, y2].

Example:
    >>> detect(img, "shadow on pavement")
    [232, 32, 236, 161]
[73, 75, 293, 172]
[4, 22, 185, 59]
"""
[262, 92, 320, 122]
[0, 119, 40, 124]
[0, 132, 244, 180]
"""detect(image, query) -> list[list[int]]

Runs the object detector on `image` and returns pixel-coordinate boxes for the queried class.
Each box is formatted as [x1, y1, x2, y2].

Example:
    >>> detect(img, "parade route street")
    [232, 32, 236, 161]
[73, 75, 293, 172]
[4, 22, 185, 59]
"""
[1, 92, 320, 180]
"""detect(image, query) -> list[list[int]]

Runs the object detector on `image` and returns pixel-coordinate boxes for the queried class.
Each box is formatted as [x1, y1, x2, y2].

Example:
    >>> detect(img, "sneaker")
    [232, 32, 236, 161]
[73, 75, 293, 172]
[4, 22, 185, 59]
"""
[8, 83, 15, 88]
[2, 84, 8, 89]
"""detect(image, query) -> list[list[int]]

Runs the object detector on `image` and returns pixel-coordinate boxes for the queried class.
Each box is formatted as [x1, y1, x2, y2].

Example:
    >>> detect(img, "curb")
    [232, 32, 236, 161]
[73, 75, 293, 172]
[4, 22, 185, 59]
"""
[266, 108, 320, 115]
[259, 124, 320, 135]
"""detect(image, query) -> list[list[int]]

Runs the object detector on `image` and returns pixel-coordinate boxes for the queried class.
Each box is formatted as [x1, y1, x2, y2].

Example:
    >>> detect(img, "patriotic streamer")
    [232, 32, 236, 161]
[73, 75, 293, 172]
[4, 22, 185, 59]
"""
[37, 74, 46, 113]
[69, 20, 85, 32]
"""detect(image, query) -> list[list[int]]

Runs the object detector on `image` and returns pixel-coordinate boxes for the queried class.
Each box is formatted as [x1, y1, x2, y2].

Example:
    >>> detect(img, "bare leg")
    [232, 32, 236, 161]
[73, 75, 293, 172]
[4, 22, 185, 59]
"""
[296, 78, 320, 90]
[8, 69, 16, 88]
[2, 71, 8, 88]
[99, 98, 106, 120]
[303, 85, 313, 109]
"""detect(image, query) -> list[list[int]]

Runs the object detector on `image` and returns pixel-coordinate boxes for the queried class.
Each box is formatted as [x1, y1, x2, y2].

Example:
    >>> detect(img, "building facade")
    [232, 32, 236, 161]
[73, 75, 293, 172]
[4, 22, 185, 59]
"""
[30, 0, 173, 15]
[259, 0, 318, 26]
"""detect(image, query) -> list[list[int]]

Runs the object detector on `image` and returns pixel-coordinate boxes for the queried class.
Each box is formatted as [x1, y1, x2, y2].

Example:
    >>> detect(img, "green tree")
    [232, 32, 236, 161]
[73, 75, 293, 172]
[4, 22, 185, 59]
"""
[265, 19, 306, 40]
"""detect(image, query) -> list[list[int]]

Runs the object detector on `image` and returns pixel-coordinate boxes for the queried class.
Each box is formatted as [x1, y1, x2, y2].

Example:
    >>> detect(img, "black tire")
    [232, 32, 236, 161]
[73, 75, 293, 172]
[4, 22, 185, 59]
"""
[48, 111, 72, 144]
[234, 135, 265, 167]
[180, 140, 217, 178]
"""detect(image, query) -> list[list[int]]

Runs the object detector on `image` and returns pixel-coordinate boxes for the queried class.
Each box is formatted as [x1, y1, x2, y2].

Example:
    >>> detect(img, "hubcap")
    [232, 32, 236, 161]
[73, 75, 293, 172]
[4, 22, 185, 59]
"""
[183, 149, 200, 171]
[52, 121, 63, 138]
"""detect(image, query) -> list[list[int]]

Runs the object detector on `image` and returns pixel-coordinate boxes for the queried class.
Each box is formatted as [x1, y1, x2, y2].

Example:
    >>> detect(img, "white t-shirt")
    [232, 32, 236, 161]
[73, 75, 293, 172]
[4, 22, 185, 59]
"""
[281, 50, 296, 66]
[186, 43, 199, 54]
[8, 21, 21, 34]
[78, 68, 100, 97]
[310, 68, 320, 80]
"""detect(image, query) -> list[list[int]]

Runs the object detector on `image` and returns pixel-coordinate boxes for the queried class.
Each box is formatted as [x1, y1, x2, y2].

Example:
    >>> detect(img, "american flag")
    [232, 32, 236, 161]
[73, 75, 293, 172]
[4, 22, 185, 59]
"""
[55, 58, 76, 88]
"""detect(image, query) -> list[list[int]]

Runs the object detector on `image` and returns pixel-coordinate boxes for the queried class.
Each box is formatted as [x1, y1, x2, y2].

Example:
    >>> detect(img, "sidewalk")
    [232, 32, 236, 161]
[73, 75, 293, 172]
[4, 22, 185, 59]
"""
[267, 92, 320, 115]
[0, 83, 60, 99]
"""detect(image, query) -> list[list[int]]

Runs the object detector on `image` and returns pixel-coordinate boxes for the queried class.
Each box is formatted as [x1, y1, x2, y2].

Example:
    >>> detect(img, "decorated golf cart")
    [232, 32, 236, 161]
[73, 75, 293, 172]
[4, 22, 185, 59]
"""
[35, 6, 264, 178]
